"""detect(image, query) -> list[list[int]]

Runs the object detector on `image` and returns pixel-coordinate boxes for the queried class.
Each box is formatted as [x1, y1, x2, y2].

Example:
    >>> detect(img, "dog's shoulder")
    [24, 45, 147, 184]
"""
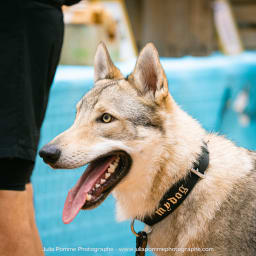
[206, 154, 256, 254]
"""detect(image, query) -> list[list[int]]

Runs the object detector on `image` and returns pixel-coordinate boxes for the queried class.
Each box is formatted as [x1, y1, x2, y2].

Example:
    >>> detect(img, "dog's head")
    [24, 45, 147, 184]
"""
[39, 42, 174, 223]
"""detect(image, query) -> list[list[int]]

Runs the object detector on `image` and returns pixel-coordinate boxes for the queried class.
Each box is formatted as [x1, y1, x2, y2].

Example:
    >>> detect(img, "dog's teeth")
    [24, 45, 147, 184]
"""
[108, 167, 115, 173]
[100, 179, 106, 184]
[108, 166, 114, 172]
[86, 194, 92, 201]
[105, 173, 111, 179]
[95, 183, 100, 188]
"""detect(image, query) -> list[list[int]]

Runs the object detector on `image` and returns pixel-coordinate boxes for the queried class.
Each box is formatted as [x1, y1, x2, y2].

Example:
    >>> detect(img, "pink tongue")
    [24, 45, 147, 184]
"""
[62, 156, 115, 224]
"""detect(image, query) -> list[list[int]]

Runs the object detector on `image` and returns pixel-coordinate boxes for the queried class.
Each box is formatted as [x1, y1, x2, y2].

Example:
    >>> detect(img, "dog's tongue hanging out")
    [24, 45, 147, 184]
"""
[62, 156, 116, 224]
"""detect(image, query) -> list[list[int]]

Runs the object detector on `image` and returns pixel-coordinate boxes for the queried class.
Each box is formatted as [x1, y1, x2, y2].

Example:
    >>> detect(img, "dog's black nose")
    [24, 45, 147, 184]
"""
[39, 144, 61, 164]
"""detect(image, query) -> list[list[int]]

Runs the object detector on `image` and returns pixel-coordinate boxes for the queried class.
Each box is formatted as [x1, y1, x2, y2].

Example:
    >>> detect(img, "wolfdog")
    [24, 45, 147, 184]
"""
[39, 42, 256, 255]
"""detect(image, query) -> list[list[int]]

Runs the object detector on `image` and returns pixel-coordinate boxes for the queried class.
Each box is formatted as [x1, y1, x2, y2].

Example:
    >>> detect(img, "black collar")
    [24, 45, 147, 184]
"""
[138, 142, 209, 226]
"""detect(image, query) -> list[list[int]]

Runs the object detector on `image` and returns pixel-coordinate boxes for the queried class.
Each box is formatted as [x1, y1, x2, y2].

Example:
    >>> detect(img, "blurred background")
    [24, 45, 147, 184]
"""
[33, 0, 256, 255]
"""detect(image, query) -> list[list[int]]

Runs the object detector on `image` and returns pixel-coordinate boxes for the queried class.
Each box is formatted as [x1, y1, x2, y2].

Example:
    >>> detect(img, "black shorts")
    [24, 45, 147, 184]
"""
[0, 1, 64, 190]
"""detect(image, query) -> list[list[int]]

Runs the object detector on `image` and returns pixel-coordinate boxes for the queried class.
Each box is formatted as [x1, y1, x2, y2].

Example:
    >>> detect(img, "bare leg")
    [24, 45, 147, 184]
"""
[0, 188, 44, 256]
[26, 183, 45, 255]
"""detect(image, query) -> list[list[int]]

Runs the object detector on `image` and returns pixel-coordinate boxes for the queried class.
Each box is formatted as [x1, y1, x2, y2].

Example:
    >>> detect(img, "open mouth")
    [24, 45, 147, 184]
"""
[62, 151, 132, 224]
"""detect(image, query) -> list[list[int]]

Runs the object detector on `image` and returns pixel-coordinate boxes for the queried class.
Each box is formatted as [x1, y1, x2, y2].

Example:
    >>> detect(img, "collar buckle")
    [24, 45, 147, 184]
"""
[191, 168, 206, 179]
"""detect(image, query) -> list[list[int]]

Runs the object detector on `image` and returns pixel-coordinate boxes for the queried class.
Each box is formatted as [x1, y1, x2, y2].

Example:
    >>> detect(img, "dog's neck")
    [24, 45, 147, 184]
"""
[113, 101, 206, 222]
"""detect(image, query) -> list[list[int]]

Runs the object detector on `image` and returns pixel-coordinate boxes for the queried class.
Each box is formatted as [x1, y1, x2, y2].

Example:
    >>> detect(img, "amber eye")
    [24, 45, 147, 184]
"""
[101, 113, 113, 123]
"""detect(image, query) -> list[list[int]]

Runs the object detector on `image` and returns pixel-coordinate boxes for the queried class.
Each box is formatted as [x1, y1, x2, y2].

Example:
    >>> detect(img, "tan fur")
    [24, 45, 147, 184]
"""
[41, 42, 256, 255]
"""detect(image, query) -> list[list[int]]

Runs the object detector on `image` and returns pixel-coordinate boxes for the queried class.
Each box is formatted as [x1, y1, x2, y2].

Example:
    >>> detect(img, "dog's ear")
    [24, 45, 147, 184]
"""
[131, 43, 168, 102]
[94, 42, 123, 82]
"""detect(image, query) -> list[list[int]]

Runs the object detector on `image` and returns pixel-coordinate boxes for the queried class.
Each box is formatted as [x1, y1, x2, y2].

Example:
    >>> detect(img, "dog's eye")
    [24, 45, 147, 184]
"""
[101, 113, 113, 123]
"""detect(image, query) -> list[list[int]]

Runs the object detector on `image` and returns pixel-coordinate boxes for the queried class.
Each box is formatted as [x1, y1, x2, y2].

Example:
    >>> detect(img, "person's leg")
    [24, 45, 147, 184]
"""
[26, 183, 44, 255]
[0, 159, 44, 256]
[0, 190, 44, 256]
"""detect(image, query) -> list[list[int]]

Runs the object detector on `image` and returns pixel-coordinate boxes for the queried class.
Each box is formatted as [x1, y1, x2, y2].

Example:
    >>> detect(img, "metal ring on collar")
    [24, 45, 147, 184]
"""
[130, 219, 153, 237]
